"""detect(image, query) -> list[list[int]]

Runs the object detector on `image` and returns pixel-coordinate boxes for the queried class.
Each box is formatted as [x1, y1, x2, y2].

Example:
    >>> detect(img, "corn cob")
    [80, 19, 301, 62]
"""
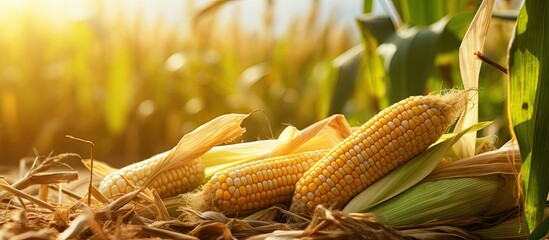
[290, 91, 467, 214]
[201, 149, 329, 215]
[98, 113, 247, 199]
[99, 154, 205, 198]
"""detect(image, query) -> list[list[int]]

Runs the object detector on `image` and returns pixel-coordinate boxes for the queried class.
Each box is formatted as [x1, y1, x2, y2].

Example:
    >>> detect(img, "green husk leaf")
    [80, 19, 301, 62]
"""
[368, 175, 510, 226]
[508, 0, 549, 235]
[342, 121, 491, 213]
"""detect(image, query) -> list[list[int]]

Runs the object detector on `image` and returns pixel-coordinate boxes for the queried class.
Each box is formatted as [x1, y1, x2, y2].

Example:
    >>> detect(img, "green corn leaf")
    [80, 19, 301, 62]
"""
[436, 12, 474, 53]
[342, 121, 492, 213]
[508, 0, 549, 235]
[529, 211, 549, 240]
[328, 44, 363, 116]
[327, 15, 389, 119]
[379, 16, 452, 104]
[356, 15, 395, 44]
[398, 0, 444, 26]
[363, 0, 373, 13]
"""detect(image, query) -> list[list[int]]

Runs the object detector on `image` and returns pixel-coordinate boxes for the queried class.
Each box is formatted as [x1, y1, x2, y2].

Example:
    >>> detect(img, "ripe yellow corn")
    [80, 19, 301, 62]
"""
[99, 156, 205, 199]
[202, 149, 329, 215]
[290, 92, 467, 214]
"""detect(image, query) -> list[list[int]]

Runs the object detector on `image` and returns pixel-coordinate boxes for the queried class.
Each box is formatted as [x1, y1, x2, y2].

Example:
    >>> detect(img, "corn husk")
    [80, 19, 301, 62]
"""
[201, 114, 352, 180]
[86, 114, 352, 183]
[472, 213, 529, 239]
[342, 121, 492, 213]
[452, 0, 494, 159]
[368, 175, 516, 226]
[362, 144, 520, 227]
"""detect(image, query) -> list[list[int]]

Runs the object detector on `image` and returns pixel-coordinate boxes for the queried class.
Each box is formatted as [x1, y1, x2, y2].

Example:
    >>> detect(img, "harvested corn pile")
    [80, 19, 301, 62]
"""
[0, 94, 527, 239]
[2, 0, 547, 238]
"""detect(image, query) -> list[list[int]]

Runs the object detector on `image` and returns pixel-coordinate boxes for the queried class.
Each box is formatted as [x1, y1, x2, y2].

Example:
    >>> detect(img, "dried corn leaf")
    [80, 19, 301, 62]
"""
[81, 159, 119, 179]
[203, 114, 352, 180]
[137, 225, 199, 240]
[0, 179, 55, 211]
[1, 153, 80, 199]
[426, 144, 520, 181]
[452, 0, 494, 159]
[93, 114, 247, 192]
[249, 205, 403, 240]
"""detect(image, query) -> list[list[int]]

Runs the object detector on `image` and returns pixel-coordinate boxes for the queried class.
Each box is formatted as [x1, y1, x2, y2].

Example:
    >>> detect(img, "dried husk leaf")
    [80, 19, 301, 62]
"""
[188, 222, 233, 240]
[400, 226, 480, 240]
[426, 144, 520, 181]
[93, 113, 248, 198]
[58, 212, 91, 239]
[202, 114, 352, 180]
[452, 0, 495, 159]
[1, 153, 80, 199]
[135, 225, 199, 240]
[143, 113, 248, 189]
[250, 205, 403, 240]
[15, 172, 79, 190]
[81, 159, 119, 179]
[0, 179, 55, 211]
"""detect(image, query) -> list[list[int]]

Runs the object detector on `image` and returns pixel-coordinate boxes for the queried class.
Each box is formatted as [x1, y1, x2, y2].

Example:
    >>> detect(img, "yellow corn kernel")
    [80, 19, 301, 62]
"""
[99, 155, 204, 198]
[202, 149, 328, 215]
[291, 92, 467, 214]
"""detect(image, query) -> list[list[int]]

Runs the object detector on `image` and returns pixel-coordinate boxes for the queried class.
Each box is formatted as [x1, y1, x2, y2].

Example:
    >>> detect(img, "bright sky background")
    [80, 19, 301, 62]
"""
[0, 0, 369, 40]
[118, 0, 364, 37]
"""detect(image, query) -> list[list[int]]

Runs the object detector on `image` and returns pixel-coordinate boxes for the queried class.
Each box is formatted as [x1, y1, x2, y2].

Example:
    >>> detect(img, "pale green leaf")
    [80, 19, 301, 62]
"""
[368, 176, 503, 226]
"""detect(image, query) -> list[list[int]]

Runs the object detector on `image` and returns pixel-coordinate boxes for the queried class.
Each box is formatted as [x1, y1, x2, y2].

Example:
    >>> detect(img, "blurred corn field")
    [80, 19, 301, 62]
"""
[0, 0, 357, 166]
[0, 0, 516, 166]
